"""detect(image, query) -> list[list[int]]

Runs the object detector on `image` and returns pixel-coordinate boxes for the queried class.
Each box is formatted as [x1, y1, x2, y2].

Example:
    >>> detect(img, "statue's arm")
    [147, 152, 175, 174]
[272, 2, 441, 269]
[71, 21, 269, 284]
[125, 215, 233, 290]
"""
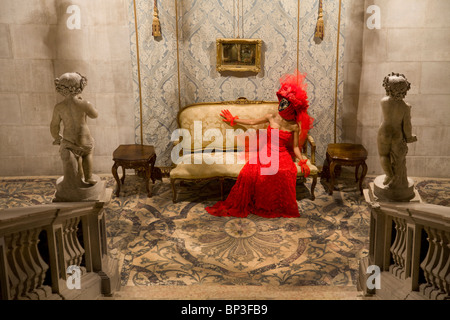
[50, 107, 62, 145]
[403, 104, 417, 143]
[83, 100, 98, 119]
[75, 97, 98, 119]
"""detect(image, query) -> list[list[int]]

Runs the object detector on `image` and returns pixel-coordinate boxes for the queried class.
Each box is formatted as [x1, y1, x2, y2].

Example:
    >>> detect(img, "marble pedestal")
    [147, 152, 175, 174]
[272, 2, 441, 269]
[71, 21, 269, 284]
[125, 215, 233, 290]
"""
[373, 174, 416, 202]
[53, 174, 106, 202]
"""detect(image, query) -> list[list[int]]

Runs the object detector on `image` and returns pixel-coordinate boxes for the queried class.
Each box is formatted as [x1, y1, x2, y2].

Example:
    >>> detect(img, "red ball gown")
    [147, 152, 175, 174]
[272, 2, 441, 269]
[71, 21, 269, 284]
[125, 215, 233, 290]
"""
[205, 126, 300, 218]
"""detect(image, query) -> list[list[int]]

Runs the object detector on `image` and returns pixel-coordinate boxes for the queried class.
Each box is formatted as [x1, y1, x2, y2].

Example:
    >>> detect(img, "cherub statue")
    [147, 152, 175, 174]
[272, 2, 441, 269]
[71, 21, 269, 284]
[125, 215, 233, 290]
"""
[50, 72, 98, 187]
[377, 72, 417, 189]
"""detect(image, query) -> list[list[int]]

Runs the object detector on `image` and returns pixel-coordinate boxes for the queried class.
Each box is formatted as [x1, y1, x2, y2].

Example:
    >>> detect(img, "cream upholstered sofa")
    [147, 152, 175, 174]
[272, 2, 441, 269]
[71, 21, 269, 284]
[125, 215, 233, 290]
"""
[169, 98, 318, 203]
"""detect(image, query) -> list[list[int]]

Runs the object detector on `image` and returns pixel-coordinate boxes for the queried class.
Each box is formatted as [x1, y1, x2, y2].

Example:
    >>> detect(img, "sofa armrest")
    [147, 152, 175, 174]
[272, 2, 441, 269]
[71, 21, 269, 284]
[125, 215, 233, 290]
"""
[305, 134, 316, 165]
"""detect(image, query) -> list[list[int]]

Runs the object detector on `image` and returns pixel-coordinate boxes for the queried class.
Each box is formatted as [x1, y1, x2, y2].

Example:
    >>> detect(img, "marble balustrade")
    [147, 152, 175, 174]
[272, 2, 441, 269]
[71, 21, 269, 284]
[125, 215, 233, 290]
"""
[0, 201, 117, 300]
[359, 192, 450, 300]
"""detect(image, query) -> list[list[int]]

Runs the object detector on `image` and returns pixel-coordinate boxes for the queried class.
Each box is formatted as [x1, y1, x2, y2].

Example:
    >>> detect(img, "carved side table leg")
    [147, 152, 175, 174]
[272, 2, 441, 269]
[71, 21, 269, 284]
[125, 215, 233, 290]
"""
[149, 154, 156, 184]
[311, 176, 317, 200]
[355, 164, 360, 182]
[144, 164, 152, 198]
[171, 179, 177, 203]
[329, 161, 337, 195]
[359, 161, 368, 195]
[121, 166, 126, 184]
[112, 162, 121, 197]
[323, 154, 331, 181]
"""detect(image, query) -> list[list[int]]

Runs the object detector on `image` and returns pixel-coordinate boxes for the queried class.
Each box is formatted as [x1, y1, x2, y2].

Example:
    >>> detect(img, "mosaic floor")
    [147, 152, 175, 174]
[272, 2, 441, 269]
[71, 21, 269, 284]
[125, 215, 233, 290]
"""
[1, 172, 449, 298]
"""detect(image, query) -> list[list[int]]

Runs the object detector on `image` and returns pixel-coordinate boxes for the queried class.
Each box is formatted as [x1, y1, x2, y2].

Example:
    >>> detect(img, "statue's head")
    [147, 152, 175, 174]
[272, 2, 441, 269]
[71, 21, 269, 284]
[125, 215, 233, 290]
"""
[54, 72, 87, 97]
[383, 72, 411, 101]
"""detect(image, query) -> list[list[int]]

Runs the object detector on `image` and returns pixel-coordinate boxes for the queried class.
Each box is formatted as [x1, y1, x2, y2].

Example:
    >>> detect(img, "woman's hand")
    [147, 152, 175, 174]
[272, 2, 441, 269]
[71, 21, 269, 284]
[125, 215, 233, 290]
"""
[298, 158, 310, 178]
[220, 109, 239, 126]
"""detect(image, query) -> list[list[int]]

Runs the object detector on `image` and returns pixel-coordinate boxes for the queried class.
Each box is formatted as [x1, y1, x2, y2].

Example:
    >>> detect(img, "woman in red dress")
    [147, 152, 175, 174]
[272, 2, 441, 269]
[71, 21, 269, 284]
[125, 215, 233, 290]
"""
[205, 71, 313, 218]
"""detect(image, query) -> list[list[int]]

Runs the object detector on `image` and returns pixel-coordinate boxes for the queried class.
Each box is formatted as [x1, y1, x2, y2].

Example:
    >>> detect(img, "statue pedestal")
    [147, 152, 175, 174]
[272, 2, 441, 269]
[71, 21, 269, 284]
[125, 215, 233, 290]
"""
[373, 175, 417, 202]
[53, 174, 107, 202]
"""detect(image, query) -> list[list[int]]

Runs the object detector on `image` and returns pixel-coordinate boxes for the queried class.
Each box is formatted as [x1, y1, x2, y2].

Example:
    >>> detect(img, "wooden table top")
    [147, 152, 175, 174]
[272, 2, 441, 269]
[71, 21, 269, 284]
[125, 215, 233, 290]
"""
[326, 143, 368, 161]
[112, 144, 155, 161]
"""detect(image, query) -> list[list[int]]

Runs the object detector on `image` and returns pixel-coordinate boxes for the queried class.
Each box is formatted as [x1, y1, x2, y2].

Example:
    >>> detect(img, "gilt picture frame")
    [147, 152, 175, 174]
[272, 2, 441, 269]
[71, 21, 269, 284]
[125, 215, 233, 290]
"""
[216, 38, 262, 73]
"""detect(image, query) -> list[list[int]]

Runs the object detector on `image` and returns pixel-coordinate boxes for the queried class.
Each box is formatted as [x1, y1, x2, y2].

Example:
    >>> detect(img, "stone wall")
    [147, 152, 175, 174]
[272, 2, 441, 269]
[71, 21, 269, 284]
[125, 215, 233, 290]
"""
[0, 0, 135, 176]
[0, 0, 448, 179]
[341, 1, 364, 143]
[355, 0, 450, 178]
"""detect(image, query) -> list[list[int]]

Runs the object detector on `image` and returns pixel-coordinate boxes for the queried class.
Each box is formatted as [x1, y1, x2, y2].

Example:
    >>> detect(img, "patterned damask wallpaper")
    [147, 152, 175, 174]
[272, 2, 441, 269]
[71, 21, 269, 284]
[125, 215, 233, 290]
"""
[128, 0, 347, 167]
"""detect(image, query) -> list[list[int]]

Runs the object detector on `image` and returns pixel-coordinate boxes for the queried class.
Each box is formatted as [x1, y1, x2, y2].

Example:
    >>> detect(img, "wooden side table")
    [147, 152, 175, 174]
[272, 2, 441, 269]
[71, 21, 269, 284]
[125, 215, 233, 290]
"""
[324, 143, 368, 195]
[112, 144, 157, 197]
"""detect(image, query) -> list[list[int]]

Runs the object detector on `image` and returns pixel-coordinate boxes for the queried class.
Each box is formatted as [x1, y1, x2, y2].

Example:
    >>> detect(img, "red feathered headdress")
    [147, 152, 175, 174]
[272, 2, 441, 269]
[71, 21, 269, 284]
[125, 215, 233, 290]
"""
[276, 70, 314, 147]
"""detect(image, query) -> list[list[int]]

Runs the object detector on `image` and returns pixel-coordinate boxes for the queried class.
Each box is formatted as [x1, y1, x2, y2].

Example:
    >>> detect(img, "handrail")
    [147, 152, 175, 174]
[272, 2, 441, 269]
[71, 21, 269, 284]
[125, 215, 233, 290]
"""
[0, 195, 118, 300]
[359, 186, 450, 300]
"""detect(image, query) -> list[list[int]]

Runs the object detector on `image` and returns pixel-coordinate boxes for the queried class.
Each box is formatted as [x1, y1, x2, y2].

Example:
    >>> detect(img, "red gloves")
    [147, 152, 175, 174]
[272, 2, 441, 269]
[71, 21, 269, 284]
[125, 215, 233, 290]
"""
[298, 159, 310, 178]
[220, 109, 239, 126]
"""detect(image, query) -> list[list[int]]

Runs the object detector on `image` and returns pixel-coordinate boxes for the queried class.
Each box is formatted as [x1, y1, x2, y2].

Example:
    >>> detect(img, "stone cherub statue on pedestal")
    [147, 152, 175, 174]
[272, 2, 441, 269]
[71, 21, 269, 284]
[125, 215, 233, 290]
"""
[50, 72, 105, 202]
[374, 72, 418, 202]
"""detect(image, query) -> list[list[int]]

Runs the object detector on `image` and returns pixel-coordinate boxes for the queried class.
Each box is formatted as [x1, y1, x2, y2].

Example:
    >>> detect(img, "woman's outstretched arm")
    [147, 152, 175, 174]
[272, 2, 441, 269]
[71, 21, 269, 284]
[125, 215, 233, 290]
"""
[221, 109, 271, 126]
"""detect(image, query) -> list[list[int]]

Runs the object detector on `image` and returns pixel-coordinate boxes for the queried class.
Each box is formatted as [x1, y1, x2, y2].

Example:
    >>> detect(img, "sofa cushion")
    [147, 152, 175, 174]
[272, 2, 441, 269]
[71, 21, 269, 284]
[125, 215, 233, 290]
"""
[170, 152, 245, 180]
[170, 151, 318, 180]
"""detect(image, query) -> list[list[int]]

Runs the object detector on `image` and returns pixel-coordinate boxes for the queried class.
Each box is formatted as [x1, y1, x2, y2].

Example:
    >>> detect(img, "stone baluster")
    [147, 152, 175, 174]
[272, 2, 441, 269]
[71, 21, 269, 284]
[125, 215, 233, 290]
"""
[13, 232, 37, 299]
[420, 227, 439, 297]
[20, 229, 40, 299]
[68, 218, 79, 266]
[420, 226, 434, 291]
[427, 228, 441, 294]
[430, 230, 449, 300]
[390, 218, 401, 268]
[390, 217, 407, 278]
[397, 218, 407, 279]
[430, 230, 445, 297]
[8, 229, 52, 300]
[439, 231, 450, 299]
[28, 229, 52, 299]
[14, 231, 34, 300]
[61, 221, 73, 271]
[71, 218, 86, 273]
[63, 218, 77, 268]
[62, 217, 85, 273]
[4, 234, 24, 299]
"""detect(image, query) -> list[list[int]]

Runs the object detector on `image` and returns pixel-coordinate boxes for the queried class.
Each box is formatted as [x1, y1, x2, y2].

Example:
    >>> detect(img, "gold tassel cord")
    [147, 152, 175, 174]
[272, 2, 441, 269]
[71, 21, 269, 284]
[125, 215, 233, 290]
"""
[297, 0, 300, 73]
[133, 0, 144, 145]
[175, 0, 181, 110]
[334, 0, 342, 143]
[315, 0, 324, 40]
[152, 0, 161, 37]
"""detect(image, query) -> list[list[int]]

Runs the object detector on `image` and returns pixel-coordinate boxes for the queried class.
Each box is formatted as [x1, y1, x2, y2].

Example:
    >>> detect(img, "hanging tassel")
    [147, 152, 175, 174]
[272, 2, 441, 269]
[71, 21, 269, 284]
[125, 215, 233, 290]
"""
[152, 0, 161, 37]
[315, 0, 324, 40]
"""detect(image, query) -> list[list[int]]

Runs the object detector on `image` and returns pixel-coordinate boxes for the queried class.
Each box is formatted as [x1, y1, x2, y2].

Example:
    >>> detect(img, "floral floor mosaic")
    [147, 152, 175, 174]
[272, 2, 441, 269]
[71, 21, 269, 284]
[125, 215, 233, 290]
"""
[1, 173, 449, 289]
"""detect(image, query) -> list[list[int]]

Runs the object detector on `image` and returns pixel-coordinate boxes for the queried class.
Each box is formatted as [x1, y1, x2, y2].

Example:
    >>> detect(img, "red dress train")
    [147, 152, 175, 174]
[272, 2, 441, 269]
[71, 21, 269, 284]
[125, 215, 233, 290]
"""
[205, 126, 300, 218]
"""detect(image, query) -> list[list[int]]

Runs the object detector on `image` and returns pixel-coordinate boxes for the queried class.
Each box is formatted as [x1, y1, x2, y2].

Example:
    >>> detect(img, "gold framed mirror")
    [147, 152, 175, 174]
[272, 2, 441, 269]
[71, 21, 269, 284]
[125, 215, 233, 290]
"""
[216, 38, 262, 73]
